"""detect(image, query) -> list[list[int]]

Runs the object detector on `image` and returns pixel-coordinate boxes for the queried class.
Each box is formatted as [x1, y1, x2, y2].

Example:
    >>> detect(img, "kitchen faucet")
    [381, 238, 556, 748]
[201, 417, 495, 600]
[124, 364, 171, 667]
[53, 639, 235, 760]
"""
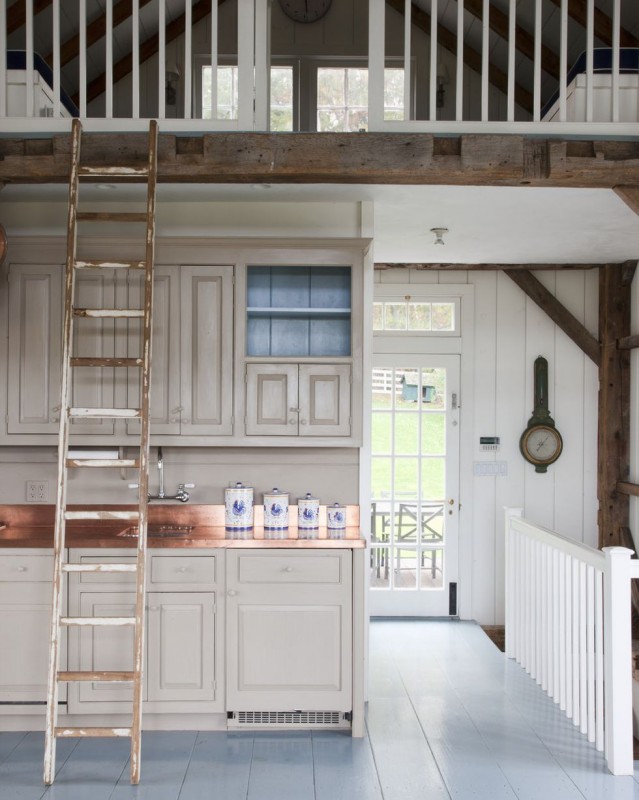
[129, 447, 195, 502]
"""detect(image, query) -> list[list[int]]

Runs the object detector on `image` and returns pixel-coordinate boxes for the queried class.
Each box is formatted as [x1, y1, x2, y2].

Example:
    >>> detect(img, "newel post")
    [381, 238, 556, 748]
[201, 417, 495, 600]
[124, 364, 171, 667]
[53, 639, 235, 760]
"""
[504, 507, 523, 660]
[602, 546, 634, 775]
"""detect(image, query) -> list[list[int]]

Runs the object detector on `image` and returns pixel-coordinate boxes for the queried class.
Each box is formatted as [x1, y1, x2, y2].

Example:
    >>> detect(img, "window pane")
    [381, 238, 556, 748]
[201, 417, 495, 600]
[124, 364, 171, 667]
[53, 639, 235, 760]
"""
[318, 108, 346, 132]
[422, 412, 445, 455]
[420, 549, 444, 589]
[372, 369, 393, 410]
[270, 67, 294, 131]
[370, 547, 390, 589]
[393, 548, 417, 589]
[407, 302, 431, 331]
[431, 302, 455, 331]
[217, 66, 234, 108]
[384, 303, 407, 331]
[421, 503, 444, 543]
[371, 505, 391, 544]
[422, 368, 445, 410]
[318, 68, 345, 107]
[384, 68, 405, 109]
[346, 108, 368, 132]
[396, 502, 418, 543]
[347, 68, 368, 106]
[372, 457, 392, 500]
[373, 302, 384, 330]
[394, 457, 418, 499]
[372, 412, 392, 454]
[394, 413, 418, 455]
[394, 369, 419, 410]
[421, 457, 445, 500]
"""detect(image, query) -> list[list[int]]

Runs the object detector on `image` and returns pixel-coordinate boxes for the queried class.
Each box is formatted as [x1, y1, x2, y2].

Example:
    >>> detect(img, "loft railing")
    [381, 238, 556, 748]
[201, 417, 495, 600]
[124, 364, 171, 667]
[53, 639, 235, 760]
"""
[504, 508, 639, 777]
[1, 0, 638, 135]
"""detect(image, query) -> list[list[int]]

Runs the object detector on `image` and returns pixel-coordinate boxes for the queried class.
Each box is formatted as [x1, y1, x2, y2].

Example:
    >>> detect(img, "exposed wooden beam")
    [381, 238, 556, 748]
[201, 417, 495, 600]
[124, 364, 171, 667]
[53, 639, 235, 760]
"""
[2, 135, 639, 189]
[617, 334, 639, 351]
[385, 0, 533, 114]
[6, 0, 52, 36]
[44, 0, 156, 69]
[598, 263, 635, 548]
[375, 262, 599, 271]
[463, 0, 560, 80]
[79, 0, 220, 106]
[505, 268, 601, 365]
[617, 482, 639, 497]
[547, 0, 639, 49]
[614, 186, 639, 217]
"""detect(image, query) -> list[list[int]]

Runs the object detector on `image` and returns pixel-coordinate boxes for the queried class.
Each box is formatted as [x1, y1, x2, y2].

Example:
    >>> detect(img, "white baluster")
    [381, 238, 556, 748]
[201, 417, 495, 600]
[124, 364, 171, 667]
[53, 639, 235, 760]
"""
[564, 555, 573, 718]
[571, 556, 580, 723]
[403, 0, 411, 121]
[158, 0, 166, 119]
[0, 0, 6, 117]
[79, 0, 87, 118]
[368, 0, 385, 131]
[26, 0, 33, 117]
[594, 568, 604, 751]
[586, 564, 595, 743]
[429, 0, 438, 122]
[533, 0, 541, 122]
[558, 550, 566, 710]
[559, 0, 567, 123]
[238, 0, 256, 130]
[455, 0, 463, 121]
[106, 0, 113, 119]
[611, 0, 620, 122]
[579, 560, 587, 734]
[507, 0, 515, 122]
[52, 0, 60, 118]
[586, 0, 594, 122]
[132, 0, 139, 119]
[184, 0, 192, 120]
[481, 0, 489, 121]
[210, 0, 218, 120]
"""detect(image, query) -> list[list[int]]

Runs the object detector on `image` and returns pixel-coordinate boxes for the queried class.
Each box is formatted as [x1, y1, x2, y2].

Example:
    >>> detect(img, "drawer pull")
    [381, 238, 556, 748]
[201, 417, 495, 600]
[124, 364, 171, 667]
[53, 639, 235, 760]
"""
[178, 566, 189, 573]
[227, 589, 237, 597]
[284, 566, 293, 573]
[17, 566, 27, 573]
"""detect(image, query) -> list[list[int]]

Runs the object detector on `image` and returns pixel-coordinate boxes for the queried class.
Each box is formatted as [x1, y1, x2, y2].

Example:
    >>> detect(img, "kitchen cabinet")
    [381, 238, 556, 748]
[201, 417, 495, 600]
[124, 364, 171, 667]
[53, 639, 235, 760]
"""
[67, 550, 221, 714]
[0, 550, 66, 707]
[225, 550, 352, 714]
[245, 363, 351, 436]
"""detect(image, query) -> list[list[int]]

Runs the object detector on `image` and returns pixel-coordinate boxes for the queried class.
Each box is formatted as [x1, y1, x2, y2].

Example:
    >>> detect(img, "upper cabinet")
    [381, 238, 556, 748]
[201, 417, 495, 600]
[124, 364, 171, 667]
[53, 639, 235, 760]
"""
[2, 239, 366, 447]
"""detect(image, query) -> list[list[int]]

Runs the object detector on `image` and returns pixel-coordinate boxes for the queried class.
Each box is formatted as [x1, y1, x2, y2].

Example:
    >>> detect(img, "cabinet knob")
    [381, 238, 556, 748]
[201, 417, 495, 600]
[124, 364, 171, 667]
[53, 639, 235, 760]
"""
[300, 419, 307, 426]
[17, 566, 27, 573]
[227, 589, 237, 597]
[289, 407, 300, 413]
[178, 566, 189, 573]
[289, 418, 297, 425]
[284, 566, 293, 573]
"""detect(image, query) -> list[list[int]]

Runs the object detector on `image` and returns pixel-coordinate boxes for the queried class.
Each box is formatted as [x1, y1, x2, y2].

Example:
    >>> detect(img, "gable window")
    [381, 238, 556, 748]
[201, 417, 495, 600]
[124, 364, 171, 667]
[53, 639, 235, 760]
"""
[316, 66, 405, 132]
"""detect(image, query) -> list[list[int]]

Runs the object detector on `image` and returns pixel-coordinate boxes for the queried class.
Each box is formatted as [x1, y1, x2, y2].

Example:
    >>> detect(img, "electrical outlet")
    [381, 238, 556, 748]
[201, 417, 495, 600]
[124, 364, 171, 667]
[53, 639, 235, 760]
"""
[26, 480, 48, 503]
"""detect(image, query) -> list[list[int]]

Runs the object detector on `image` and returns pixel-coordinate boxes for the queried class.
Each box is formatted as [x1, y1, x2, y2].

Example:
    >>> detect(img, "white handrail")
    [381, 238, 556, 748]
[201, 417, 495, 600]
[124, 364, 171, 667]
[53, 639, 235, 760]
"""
[505, 508, 636, 776]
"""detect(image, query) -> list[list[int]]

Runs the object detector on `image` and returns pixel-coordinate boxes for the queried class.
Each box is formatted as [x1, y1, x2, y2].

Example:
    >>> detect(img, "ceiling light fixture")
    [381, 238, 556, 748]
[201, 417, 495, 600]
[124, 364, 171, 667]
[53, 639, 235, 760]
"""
[430, 227, 448, 245]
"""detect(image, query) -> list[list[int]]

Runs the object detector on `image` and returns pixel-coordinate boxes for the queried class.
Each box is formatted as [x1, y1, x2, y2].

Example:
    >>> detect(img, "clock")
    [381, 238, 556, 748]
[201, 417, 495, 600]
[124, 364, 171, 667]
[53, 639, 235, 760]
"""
[519, 356, 563, 473]
[278, 0, 332, 23]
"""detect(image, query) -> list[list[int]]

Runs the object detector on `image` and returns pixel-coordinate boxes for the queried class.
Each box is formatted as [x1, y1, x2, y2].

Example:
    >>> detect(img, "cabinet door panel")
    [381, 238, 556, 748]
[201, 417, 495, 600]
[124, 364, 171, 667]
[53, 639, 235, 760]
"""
[7, 264, 62, 433]
[299, 365, 351, 437]
[126, 268, 180, 435]
[147, 592, 216, 702]
[245, 364, 298, 436]
[70, 270, 115, 435]
[180, 266, 233, 435]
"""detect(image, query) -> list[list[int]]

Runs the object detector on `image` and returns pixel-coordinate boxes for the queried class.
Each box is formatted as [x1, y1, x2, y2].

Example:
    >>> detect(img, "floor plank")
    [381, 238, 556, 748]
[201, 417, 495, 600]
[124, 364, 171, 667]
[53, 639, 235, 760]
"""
[312, 730, 383, 800]
[177, 731, 253, 800]
[0, 732, 77, 800]
[246, 732, 315, 800]
[41, 737, 130, 800]
[0, 731, 29, 767]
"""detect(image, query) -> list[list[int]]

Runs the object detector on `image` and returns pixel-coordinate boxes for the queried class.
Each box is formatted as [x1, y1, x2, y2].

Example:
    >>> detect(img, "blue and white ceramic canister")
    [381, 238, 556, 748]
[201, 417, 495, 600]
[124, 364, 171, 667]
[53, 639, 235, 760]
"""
[264, 488, 289, 531]
[298, 493, 320, 530]
[327, 502, 346, 530]
[225, 482, 254, 531]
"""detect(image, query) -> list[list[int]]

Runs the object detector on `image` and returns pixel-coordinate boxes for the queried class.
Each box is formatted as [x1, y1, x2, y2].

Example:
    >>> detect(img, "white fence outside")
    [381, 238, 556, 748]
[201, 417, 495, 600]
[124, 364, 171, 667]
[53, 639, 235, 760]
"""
[1, 0, 639, 136]
[505, 507, 639, 776]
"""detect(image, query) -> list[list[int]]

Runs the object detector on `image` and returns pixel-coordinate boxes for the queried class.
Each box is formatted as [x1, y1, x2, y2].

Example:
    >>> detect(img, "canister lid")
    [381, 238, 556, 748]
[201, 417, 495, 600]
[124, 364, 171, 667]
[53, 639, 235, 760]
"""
[264, 487, 288, 497]
[331, 502, 345, 508]
[300, 492, 318, 502]
[227, 482, 252, 491]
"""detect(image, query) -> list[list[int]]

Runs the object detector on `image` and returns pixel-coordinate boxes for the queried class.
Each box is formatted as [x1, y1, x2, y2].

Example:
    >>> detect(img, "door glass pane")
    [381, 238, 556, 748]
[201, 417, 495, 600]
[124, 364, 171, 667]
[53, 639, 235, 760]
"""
[420, 549, 444, 589]
[422, 368, 445, 409]
[431, 303, 455, 331]
[394, 457, 418, 499]
[372, 413, 392, 454]
[422, 413, 445, 455]
[393, 549, 417, 589]
[421, 458, 445, 501]
[394, 413, 418, 455]
[384, 303, 407, 331]
[371, 504, 391, 544]
[407, 302, 431, 331]
[395, 369, 419, 410]
[370, 547, 390, 589]
[421, 503, 444, 543]
[395, 502, 418, 543]
[372, 369, 393, 410]
[372, 457, 392, 500]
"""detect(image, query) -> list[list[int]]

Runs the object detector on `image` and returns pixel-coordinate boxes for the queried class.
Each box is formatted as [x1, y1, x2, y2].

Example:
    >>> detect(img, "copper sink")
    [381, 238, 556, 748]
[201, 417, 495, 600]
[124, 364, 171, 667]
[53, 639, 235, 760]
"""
[117, 524, 194, 538]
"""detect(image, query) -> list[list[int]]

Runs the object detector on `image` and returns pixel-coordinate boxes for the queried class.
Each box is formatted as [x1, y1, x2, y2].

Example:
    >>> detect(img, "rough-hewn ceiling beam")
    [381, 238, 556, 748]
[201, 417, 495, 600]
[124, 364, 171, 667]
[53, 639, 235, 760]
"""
[505, 268, 601, 365]
[375, 262, 598, 270]
[547, 0, 639, 49]
[6, 0, 52, 36]
[385, 0, 533, 115]
[463, 0, 560, 80]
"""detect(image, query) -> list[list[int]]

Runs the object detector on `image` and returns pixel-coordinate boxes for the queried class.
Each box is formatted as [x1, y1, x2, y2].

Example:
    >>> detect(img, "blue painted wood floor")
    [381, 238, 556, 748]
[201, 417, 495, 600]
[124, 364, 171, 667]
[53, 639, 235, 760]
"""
[2, 620, 639, 799]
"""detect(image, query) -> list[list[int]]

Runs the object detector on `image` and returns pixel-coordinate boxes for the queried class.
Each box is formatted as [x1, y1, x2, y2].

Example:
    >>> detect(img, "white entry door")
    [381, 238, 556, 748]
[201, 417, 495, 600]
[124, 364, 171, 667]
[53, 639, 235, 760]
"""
[369, 355, 460, 616]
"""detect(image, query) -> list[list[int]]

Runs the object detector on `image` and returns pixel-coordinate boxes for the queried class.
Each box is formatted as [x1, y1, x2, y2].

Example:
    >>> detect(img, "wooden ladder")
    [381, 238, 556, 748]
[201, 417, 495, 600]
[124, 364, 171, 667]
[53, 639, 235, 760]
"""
[43, 118, 158, 786]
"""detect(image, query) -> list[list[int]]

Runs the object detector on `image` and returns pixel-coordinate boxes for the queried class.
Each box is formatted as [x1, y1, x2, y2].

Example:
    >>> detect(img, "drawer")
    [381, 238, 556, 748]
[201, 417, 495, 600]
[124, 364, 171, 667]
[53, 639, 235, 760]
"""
[76, 555, 137, 584]
[0, 555, 53, 582]
[150, 555, 216, 586]
[236, 553, 342, 585]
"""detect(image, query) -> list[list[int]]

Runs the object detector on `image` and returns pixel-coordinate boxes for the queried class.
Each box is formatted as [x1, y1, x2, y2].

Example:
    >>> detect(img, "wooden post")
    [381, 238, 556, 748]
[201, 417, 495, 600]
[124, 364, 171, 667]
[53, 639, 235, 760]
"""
[597, 263, 636, 549]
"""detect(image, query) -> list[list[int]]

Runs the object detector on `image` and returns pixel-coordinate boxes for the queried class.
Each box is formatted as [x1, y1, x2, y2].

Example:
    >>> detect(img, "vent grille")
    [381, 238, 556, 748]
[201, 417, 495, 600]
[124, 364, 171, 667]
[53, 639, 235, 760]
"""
[233, 711, 344, 727]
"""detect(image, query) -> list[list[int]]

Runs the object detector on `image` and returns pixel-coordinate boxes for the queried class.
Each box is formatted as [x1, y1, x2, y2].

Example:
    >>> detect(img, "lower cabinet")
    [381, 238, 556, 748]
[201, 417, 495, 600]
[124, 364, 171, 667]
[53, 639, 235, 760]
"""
[225, 549, 352, 712]
[0, 551, 66, 707]
[67, 550, 221, 714]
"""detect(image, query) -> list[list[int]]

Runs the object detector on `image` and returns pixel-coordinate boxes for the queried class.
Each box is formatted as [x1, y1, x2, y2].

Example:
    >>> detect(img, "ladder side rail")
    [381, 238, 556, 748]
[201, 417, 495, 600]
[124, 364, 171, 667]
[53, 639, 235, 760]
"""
[130, 118, 159, 785]
[44, 118, 83, 786]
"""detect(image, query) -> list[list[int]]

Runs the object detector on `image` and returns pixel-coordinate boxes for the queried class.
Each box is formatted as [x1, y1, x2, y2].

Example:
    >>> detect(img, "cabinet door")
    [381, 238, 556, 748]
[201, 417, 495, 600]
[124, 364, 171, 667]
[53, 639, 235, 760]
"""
[180, 266, 233, 435]
[298, 364, 351, 437]
[7, 264, 62, 433]
[146, 592, 216, 703]
[245, 363, 299, 436]
[0, 582, 66, 703]
[226, 550, 352, 711]
[69, 269, 116, 435]
[125, 267, 181, 435]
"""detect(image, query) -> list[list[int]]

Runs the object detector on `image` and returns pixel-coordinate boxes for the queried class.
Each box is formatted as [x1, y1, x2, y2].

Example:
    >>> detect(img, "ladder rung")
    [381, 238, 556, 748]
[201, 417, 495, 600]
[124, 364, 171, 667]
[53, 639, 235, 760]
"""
[60, 617, 136, 627]
[70, 358, 143, 368]
[77, 212, 147, 223]
[55, 727, 132, 738]
[57, 671, 135, 682]
[62, 563, 137, 573]
[68, 407, 141, 418]
[79, 165, 148, 178]
[65, 509, 139, 521]
[74, 260, 146, 270]
[73, 308, 144, 319]
[66, 458, 140, 469]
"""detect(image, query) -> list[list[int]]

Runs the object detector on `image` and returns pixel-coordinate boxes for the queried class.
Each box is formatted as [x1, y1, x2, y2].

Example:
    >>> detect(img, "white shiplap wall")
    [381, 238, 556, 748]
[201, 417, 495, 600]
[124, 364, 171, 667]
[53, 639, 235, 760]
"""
[375, 266, 599, 624]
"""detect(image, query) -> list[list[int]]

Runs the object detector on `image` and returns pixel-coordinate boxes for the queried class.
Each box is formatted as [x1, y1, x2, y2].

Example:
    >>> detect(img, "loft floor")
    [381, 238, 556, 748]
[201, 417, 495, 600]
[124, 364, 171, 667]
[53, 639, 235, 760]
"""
[1, 620, 637, 799]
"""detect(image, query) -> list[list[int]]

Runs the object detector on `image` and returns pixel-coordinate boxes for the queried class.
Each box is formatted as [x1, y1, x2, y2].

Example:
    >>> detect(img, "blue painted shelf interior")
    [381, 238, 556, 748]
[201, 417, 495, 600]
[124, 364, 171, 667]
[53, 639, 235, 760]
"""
[247, 265, 352, 357]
